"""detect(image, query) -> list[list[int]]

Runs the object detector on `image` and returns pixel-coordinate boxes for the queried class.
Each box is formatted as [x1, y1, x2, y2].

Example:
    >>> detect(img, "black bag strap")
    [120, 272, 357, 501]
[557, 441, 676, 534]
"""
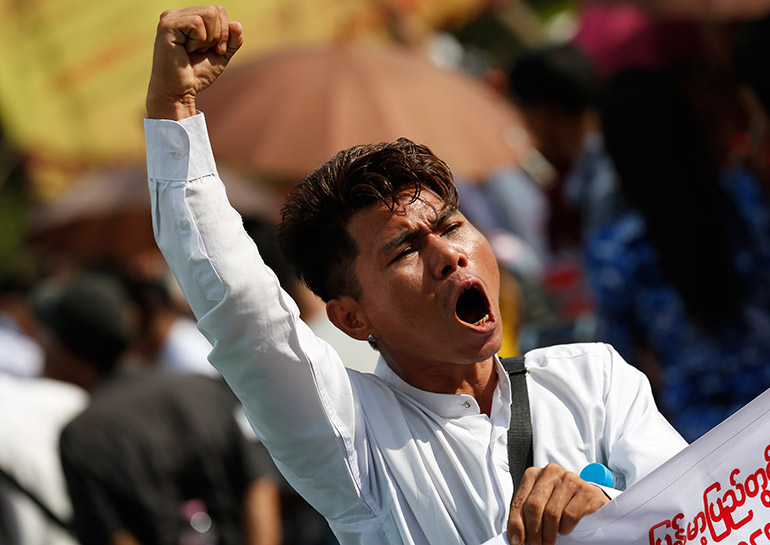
[0, 465, 74, 534]
[501, 355, 533, 493]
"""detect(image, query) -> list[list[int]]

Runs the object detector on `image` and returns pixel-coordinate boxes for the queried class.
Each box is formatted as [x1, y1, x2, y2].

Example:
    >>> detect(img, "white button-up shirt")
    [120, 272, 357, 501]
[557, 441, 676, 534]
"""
[145, 114, 687, 545]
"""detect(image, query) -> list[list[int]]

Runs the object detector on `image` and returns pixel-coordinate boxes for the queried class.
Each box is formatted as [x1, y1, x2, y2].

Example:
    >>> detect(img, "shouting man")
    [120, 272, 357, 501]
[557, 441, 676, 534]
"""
[144, 6, 686, 545]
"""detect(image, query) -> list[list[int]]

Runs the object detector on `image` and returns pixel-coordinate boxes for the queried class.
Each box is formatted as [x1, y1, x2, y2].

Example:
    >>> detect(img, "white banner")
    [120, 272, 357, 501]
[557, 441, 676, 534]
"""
[557, 387, 770, 545]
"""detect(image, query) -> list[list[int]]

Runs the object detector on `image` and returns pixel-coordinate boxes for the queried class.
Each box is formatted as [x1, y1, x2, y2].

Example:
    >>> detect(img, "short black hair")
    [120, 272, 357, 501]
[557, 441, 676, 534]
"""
[31, 273, 132, 372]
[508, 43, 600, 114]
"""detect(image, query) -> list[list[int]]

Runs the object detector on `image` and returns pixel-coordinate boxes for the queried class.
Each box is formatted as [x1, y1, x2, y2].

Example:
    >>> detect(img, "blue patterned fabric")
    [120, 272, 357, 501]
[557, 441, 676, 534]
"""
[584, 167, 770, 441]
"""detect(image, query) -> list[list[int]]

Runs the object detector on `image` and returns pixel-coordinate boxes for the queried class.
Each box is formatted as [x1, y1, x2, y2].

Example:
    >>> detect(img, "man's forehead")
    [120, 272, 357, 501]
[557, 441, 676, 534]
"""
[377, 189, 448, 216]
[348, 192, 454, 246]
[366, 194, 452, 227]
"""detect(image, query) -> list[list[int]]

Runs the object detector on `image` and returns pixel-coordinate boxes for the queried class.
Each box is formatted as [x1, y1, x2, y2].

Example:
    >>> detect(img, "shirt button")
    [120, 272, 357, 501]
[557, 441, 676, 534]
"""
[463, 401, 472, 409]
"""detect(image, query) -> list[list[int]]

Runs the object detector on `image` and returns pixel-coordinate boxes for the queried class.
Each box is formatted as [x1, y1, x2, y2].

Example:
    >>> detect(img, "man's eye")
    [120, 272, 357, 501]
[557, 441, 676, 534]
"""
[389, 247, 415, 265]
[442, 223, 461, 236]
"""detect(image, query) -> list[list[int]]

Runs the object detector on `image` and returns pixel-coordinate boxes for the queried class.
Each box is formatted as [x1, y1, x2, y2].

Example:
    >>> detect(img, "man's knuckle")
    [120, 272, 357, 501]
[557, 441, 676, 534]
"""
[590, 493, 610, 510]
[559, 472, 579, 490]
[522, 466, 540, 481]
[524, 498, 544, 517]
[203, 5, 225, 21]
[561, 506, 581, 526]
[544, 505, 561, 521]
[158, 9, 176, 25]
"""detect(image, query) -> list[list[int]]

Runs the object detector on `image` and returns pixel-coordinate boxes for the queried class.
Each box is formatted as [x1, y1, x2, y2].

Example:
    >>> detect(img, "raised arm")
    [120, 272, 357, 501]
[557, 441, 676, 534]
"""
[146, 6, 243, 120]
[143, 6, 368, 529]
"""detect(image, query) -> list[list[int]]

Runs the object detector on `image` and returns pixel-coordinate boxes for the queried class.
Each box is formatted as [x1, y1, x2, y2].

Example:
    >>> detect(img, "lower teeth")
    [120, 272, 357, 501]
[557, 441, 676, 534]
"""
[473, 314, 489, 326]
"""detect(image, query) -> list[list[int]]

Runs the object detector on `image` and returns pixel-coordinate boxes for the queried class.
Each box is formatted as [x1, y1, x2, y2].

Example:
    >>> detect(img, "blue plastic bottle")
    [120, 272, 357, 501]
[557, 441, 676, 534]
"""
[579, 463, 615, 488]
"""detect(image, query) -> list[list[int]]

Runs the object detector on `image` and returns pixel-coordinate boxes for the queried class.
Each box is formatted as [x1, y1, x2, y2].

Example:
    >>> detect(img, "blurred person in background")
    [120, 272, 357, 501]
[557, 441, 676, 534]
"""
[0, 266, 85, 545]
[508, 43, 624, 249]
[585, 66, 770, 442]
[0, 369, 87, 545]
[31, 271, 282, 545]
[122, 223, 368, 544]
[115, 254, 340, 545]
[0, 269, 44, 378]
[118, 269, 220, 377]
[500, 43, 618, 352]
[733, 13, 770, 195]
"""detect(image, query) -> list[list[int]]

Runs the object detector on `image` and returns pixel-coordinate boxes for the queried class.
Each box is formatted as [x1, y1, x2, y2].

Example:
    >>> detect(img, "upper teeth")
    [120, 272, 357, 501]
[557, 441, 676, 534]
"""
[473, 314, 489, 326]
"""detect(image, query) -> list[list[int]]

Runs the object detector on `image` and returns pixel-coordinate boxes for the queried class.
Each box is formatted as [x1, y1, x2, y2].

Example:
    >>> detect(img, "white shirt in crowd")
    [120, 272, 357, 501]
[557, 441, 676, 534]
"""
[0, 313, 43, 378]
[0, 374, 87, 545]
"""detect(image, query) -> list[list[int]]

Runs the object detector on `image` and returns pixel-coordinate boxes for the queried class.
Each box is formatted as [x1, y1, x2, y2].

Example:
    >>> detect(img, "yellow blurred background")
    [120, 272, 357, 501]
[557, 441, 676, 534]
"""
[0, 0, 496, 198]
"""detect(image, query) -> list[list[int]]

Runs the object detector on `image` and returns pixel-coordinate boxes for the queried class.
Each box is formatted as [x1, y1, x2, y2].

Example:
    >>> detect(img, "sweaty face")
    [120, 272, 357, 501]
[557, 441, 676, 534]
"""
[347, 190, 503, 373]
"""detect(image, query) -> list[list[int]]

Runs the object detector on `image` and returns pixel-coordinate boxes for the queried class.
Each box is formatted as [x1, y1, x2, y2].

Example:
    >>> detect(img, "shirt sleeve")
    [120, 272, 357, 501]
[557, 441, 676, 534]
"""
[599, 343, 688, 487]
[144, 114, 369, 521]
[526, 343, 687, 494]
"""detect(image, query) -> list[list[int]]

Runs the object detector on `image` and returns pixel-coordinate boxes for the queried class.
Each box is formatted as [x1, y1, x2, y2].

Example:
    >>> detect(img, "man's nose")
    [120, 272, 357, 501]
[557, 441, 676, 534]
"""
[428, 236, 468, 278]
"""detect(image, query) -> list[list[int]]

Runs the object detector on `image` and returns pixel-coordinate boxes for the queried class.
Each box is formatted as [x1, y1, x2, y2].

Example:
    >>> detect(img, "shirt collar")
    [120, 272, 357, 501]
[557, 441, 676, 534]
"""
[373, 356, 512, 419]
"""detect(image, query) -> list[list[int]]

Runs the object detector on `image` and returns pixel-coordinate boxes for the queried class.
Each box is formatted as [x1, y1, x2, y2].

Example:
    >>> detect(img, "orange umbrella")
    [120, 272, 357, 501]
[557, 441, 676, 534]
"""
[197, 42, 531, 183]
[26, 164, 280, 262]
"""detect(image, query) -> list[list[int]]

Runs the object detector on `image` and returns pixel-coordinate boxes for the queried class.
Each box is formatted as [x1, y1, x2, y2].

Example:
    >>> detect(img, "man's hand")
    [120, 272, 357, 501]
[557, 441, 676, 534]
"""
[146, 5, 243, 120]
[507, 464, 610, 545]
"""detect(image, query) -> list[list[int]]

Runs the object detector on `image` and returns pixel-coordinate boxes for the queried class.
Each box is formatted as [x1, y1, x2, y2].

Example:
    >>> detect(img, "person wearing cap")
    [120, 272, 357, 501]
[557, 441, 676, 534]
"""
[144, 7, 687, 545]
[32, 272, 282, 545]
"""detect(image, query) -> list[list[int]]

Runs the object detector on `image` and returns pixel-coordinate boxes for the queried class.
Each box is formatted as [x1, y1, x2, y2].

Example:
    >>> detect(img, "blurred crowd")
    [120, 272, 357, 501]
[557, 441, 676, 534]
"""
[507, 9, 770, 443]
[3, 2, 770, 544]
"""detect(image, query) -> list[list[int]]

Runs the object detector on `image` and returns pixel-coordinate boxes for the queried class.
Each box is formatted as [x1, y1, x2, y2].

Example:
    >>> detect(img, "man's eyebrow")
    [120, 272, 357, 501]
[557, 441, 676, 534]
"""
[380, 207, 456, 253]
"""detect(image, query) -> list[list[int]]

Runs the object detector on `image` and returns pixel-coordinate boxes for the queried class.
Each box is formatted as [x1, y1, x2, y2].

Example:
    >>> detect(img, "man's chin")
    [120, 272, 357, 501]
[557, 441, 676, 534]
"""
[455, 329, 504, 365]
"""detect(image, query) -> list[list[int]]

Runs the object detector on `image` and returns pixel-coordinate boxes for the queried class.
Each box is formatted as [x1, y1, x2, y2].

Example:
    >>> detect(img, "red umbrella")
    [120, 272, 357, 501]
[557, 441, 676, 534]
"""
[196, 42, 531, 183]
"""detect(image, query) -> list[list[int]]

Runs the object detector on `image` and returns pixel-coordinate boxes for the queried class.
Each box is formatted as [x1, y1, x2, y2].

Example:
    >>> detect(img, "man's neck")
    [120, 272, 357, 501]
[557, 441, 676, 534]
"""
[388, 356, 499, 416]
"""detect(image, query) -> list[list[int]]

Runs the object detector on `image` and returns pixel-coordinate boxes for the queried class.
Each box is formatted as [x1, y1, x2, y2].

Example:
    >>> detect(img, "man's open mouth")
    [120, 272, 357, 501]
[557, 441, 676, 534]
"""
[455, 285, 490, 326]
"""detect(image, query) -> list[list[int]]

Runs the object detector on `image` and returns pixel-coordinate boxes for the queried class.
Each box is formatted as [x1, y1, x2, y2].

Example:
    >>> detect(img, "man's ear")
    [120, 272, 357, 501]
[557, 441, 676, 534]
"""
[326, 296, 372, 341]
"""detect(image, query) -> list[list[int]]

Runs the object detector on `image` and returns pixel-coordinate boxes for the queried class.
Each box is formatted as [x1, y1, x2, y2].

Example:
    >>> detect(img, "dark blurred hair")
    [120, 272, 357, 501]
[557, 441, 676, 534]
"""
[508, 43, 601, 115]
[31, 273, 133, 372]
[276, 138, 458, 302]
[600, 69, 744, 328]
[243, 217, 296, 291]
[0, 260, 39, 299]
[733, 14, 770, 115]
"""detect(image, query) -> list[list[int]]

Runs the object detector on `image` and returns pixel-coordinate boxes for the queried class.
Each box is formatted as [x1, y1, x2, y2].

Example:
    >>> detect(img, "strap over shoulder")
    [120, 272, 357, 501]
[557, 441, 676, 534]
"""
[501, 354, 533, 493]
[501, 355, 526, 376]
